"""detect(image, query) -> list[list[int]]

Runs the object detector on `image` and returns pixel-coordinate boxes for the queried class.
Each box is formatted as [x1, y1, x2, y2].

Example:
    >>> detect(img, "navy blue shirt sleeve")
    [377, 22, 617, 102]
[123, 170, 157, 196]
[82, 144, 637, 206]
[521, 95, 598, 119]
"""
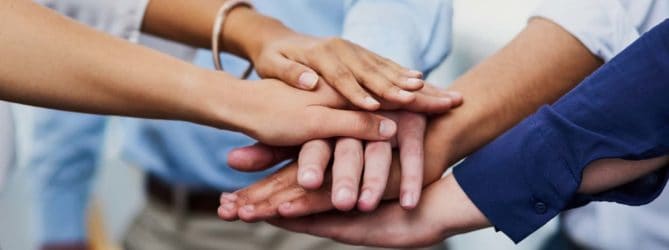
[453, 19, 669, 243]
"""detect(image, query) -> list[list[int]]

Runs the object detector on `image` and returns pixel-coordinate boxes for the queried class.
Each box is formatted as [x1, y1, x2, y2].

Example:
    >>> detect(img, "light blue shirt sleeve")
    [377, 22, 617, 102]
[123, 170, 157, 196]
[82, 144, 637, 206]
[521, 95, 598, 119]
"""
[30, 110, 107, 243]
[342, 0, 453, 72]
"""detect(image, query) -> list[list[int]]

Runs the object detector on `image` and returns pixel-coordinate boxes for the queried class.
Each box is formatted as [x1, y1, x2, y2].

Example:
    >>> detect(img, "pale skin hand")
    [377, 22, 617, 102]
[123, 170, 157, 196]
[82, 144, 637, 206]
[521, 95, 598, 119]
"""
[218, 17, 605, 219]
[224, 84, 462, 211]
[226, 111, 430, 213]
[267, 156, 669, 248]
[143, 0, 450, 111]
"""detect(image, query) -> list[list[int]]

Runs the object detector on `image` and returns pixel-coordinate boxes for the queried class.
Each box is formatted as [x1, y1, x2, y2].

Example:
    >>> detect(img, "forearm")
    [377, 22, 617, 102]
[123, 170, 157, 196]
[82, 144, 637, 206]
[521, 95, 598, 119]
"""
[0, 1, 234, 126]
[142, 0, 292, 60]
[380, 18, 602, 197]
[427, 17, 601, 179]
[579, 157, 669, 194]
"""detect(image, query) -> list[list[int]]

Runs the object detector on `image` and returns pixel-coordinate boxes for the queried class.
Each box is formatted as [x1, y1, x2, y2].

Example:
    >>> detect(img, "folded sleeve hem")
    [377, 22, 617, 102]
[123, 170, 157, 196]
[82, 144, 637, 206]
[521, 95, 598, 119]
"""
[453, 111, 579, 243]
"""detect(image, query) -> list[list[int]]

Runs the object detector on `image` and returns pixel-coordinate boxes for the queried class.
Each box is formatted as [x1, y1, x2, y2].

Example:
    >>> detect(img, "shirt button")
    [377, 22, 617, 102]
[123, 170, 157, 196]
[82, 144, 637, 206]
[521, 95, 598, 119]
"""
[534, 202, 547, 214]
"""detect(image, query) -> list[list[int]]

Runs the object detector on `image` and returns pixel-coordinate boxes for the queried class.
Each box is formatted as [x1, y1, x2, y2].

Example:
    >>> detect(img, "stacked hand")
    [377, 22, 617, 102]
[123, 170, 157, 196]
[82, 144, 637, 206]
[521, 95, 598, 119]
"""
[211, 21, 472, 248]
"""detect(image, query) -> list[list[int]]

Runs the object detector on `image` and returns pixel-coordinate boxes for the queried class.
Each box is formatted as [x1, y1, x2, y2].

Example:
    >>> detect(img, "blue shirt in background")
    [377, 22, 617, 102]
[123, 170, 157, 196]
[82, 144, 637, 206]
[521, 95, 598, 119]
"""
[30, 0, 453, 243]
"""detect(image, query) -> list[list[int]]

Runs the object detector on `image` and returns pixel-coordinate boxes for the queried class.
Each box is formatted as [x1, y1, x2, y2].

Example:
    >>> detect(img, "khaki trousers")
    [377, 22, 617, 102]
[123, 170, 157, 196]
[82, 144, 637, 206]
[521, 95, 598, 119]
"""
[123, 198, 447, 250]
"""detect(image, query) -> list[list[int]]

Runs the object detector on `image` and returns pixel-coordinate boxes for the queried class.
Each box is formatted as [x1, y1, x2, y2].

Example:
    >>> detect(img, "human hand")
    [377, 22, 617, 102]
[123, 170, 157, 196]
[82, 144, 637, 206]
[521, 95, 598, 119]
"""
[268, 175, 490, 248]
[250, 33, 448, 111]
[214, 78, 400, 146]
[227, 111, 428, 211]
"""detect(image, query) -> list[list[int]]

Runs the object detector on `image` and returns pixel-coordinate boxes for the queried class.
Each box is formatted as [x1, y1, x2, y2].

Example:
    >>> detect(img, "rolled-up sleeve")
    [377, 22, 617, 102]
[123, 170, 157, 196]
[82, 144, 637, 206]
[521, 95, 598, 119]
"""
[342, 0, 452, 72]
[454, 19, 669, 243]
[531, 0, 645, 61]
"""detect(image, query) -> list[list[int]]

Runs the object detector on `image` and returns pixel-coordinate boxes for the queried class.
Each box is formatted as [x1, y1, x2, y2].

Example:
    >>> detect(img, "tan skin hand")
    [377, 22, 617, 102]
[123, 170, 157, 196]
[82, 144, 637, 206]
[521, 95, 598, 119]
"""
[143, 1, 445, 112]
[264, 155, 669, 249]
[211, 78, 400, 146]
[251, 35, 426, 110]
[218, 111, 430, 220]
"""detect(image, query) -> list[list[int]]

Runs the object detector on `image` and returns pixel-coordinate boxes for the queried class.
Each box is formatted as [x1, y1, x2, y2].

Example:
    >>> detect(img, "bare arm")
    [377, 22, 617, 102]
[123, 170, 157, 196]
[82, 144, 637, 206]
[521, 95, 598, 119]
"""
[0, 0, 216, 121]
[416, 17, 604, 185]
[140, 0, 457, 111]
[0, 0, 398, 146]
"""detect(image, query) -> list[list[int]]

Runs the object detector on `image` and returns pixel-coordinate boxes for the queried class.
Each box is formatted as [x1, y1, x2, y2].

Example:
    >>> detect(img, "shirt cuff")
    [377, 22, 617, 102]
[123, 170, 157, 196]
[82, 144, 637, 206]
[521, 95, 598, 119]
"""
[453, 109, 579, 243]
[531, 0, 639, 62]
[454, 106, 669, 243]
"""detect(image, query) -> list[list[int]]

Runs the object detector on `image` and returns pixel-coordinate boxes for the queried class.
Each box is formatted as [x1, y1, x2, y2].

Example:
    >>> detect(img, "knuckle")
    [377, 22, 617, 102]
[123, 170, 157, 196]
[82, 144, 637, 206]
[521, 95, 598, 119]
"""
[381, 86, 401, 100]
[334, 177, 357, 189]
[364, 176, 386, 189]
[365, 141, 389, 155]
[331, 67, 353, 84]
[269, 174, 286, 188]
[284, 61, 304, 75]
[402, 147, 424, 159]
[301, 112, 322, 134]
[402, 174, 422, 186]
[360, 60, 378, 73]
[335, 143, 362, 159]
[324, 37, 345, 48]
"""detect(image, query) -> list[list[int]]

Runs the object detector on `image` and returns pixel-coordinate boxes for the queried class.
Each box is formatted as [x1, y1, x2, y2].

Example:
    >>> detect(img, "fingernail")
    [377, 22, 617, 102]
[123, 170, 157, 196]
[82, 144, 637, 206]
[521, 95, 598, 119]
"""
[364, 96, 380, 108]
[298, 72, 319, 89]
[401, 192, 415, 208]
[300, 169, 317, 185]
[221, 193, 238, 202]
[335, 187, 353, 204]
[397, 90, 414, 100]
[359, 189, 374, 203]
[379, 120, 396, 138]
[405, 78, 423, 87]
[222, 202, 235, 211]
[446, 91, 463, 100]
[242, 205, 255, 213]
[441, 97, 453, 107]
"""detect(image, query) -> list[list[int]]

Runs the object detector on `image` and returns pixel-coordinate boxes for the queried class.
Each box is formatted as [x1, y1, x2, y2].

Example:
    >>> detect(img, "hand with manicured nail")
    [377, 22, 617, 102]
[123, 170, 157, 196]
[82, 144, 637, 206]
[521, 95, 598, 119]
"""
[221, 111, 426, 215]
[296, 111, 428, 212]
[220, 78, 399, 146]
[249, 34, 436, 111]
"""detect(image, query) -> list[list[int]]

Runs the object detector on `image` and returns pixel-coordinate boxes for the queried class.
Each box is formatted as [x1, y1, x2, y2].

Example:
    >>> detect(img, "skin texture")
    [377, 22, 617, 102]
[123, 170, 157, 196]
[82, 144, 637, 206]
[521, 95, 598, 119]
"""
[0, 0, 399, 147]
[266, 157, 669, 248]
[226, 84, 462, 211]
[143, 0, 431, 110]
[21, 0, 459, 249]
[218, 17, 669, 247]
[221, 17, 604, 219]
[0, 0, 463, 147]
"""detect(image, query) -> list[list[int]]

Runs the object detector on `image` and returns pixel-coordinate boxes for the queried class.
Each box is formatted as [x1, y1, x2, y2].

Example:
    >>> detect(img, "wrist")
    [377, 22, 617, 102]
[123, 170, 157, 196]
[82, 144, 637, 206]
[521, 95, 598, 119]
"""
[188, 70, 250, 132]
[435, 175, 490, 237]
[221, 7, 294, 61]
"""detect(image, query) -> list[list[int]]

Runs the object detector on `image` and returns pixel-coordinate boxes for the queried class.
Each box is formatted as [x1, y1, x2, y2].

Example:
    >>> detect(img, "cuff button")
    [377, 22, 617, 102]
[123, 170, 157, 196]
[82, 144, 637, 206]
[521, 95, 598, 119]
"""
[534, 202, 547, 214]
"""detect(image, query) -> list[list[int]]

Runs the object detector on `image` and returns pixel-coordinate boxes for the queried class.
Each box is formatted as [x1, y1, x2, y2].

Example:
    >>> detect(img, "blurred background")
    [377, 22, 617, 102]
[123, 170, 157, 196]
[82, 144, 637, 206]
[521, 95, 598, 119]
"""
[0, 0, 556, 249]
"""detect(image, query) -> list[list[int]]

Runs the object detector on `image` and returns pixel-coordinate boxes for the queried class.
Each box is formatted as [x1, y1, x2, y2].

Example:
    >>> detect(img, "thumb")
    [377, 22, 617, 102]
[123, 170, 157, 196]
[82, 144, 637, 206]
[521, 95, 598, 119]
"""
[227, 143, 297, 172]
[312, 108, 397, 141]
[258, 54, 320, 90]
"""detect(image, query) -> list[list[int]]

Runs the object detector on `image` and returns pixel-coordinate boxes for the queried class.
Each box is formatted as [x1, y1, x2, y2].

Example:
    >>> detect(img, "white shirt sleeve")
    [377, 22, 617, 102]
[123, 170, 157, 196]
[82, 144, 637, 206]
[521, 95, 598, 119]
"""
[531, 0, 662, 62]
[36, 0, 197, 61]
